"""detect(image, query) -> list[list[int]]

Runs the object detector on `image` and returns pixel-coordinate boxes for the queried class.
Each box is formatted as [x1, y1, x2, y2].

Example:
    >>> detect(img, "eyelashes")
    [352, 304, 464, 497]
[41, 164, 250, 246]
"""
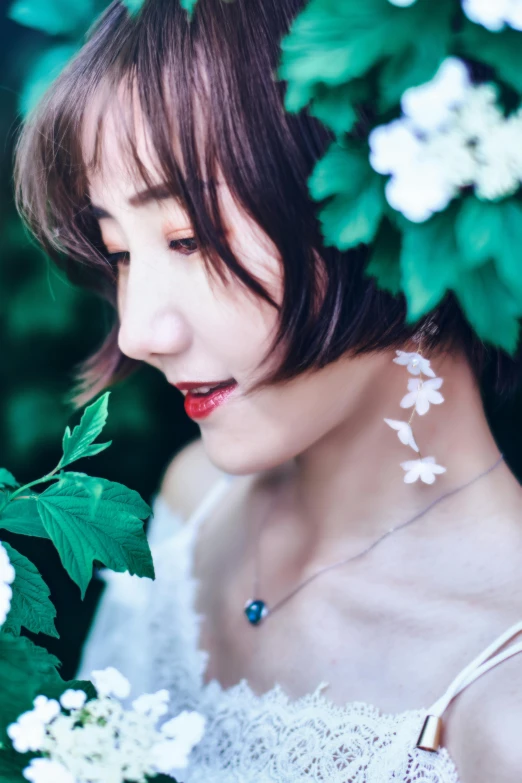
[105, 236, 199, 267]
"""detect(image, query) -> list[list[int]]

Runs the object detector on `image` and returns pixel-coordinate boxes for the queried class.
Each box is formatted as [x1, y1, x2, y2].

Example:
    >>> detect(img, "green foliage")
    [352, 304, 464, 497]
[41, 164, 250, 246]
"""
[2, 543, 58, 638]
[308, 141, 385, 250]
[279, 0, 522, 351]
[8, 0, 96, 37]
[59, 393, 111, 470]
[38, 473, 153, 598]
[0, 471, 19, 490]
[122, 0, 146, 16]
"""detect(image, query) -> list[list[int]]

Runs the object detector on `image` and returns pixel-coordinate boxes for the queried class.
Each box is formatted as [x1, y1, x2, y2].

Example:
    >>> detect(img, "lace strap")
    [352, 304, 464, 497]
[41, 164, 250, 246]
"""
[416, 621, 522, 752]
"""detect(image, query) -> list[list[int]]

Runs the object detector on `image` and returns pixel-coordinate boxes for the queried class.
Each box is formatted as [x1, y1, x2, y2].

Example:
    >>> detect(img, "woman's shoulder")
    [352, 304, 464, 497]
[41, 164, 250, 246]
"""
[157, 437, 226, 523]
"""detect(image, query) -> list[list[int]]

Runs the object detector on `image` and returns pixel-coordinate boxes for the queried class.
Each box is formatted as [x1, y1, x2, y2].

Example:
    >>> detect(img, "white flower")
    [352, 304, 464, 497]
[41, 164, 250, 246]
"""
[384, 419, 419, 452]
[462, 0, 522, 31]
[60, 689, 87, 711]
[401, 456, 447, 484]
[393, 350, 436, 377]
[369, 120, 420, 175]
[23, 758, 75, 783]
[33, 696, 60, 724]
[132, 689, 170, 718]
[400, 377, 444, 415]
[385, 159, 455, 222]
[153, 711, 206, 771]
[401, 58, 470, 133]
[387, 0, 417, 5]
[91, 667, 131, 699]
[8, 711, 46, 753]
[0, 542, 15, 627]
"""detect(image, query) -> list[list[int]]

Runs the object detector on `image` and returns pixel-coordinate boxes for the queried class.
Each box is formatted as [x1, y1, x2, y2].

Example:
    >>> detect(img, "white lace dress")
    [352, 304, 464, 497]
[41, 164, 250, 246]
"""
[78, 475, 522, 783]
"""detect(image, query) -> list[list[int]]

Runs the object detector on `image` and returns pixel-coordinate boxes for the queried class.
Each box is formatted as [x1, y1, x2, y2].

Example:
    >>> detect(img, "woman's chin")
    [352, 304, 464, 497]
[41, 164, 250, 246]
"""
[200, 430, 293, 477]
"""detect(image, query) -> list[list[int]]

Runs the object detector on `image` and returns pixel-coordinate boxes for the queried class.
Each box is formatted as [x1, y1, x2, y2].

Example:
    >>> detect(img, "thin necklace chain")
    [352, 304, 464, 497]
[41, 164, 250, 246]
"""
[251, 454, 504, 622]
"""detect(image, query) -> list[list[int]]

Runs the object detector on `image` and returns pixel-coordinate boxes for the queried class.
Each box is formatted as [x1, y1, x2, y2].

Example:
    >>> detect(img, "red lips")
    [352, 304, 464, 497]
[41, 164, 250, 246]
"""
[183, 381, 238, 419]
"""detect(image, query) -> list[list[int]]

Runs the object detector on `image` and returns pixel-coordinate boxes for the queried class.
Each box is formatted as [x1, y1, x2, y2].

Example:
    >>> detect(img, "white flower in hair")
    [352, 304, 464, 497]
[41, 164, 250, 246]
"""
[384, 419, 419, 452]
[393, 350, 436, 377]
[400, 377, 444, 415]
[462, 0, 522, 31]
[401, 456, 447, 484]
[401, 57, 470, 133]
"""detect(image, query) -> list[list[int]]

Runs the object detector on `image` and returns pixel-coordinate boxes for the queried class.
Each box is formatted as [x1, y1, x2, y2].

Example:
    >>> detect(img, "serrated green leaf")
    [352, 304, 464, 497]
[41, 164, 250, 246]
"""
[37, 475, 153, 598]
[378, 0, 452, 110]
[309, 141, 385, 250]
[0, 498, 50, 539]
[401, 208, 460, 320]
[309, 82, 361, 137]
[0, 470, 19, 490]
[0, 634, 60, 729]
[8, 0, 95, 36]
[366, 219, 402, 295]
[453, 262, 522, 354]
[278, 0, 438, 114]
[2, 543, 58, 639]
[460, 22, 522, 93]
[59, 392, 112, 470]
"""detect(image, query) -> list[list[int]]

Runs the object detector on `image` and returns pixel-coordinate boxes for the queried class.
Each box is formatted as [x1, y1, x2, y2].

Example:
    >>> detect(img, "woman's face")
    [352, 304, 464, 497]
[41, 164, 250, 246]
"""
[86, 101, 378, 475]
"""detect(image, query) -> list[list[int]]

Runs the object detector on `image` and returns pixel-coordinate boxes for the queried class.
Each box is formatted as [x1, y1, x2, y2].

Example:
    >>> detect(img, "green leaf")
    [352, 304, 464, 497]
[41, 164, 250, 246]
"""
[0, 634, 60, 729]
[0, 470, 19, 490]
[278, 0, 440, 114]
[122, 0, 145, 16]
[0, 498, 50, 539]
[309, 81, 366, 137]
[8, 0, 95, 36]
[378, 0, 452, 110]
[366, 219, 402, 295]
[460, 22, 522, 93]
[453, 262, 522, 354]
[59, 392, 112, 470]
[456, 197, 522, 301]
[0, 747, 28, 783]
[401, 208, 460, 320]
[1, 543, 58, 639]
[37, 475, 153, 598]
[309, 141, 385, 250]
[180, 0, 198, 17]
[20, 43, 80, 118]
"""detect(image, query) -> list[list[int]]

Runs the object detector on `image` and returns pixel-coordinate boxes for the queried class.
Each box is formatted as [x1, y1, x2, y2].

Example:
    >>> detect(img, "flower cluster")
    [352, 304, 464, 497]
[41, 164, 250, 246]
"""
[0, 542, 15, 626]
[369, 57, 522, 222]
[8, 667, 205, 783]
[385, 351, 446, 484]
[462, 0, 522, 31]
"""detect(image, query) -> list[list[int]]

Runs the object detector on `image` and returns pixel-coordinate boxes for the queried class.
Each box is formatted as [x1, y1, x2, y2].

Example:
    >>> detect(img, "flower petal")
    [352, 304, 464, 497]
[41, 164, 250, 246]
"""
[400, 391, 418, 409]
[415, 392, 430, 416]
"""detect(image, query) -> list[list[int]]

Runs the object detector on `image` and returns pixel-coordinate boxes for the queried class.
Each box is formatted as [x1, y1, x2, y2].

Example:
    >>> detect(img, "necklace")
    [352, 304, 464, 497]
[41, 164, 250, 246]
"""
[244, 454, 505, 626]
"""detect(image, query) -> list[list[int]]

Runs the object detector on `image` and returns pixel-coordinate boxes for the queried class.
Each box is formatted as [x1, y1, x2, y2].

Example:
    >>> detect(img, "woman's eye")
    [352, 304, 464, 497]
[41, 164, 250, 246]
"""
[169, 236, 199, 255]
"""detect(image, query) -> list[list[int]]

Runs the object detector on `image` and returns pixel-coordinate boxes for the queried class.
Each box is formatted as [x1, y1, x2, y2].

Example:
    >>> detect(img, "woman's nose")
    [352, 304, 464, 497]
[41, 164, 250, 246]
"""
[116, 264, 192, 362]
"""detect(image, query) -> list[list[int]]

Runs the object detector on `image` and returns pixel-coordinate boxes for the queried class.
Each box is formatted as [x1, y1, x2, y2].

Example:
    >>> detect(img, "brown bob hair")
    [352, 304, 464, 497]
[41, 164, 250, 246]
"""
[13, 0, 520, 409]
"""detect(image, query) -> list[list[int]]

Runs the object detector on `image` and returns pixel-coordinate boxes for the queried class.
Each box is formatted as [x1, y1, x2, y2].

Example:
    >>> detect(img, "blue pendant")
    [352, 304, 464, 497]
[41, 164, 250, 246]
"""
[244, 599, 268, 626]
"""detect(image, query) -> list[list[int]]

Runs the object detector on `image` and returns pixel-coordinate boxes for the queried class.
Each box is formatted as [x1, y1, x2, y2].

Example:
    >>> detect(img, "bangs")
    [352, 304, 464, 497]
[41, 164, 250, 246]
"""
[15, 0, 510, 409]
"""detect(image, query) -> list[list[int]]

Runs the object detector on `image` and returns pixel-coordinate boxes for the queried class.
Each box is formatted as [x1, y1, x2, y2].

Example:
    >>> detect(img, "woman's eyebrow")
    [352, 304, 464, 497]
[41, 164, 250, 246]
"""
[89, 183, 176, 220]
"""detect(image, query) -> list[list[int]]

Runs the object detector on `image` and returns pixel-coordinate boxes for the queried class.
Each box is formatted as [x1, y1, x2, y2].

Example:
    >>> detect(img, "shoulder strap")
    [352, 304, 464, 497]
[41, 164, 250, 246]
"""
[417, 621, 522, 751]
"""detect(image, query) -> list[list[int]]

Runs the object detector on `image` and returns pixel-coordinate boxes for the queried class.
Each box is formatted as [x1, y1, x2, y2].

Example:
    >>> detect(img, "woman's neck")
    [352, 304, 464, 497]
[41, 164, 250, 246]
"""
[288, 349, 507, 545]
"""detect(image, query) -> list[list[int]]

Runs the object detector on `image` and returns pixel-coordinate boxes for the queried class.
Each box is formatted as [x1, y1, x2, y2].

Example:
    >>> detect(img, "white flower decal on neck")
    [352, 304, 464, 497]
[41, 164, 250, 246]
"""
[400, 377, 444, 415]
[384, 419, 419, 452]
[384, 348, 446, 483]
[401, 457, 447, 484]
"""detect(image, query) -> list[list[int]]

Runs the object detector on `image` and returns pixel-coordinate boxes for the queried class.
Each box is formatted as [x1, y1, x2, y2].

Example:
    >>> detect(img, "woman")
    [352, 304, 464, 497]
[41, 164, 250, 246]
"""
[13, 0, 522, 780]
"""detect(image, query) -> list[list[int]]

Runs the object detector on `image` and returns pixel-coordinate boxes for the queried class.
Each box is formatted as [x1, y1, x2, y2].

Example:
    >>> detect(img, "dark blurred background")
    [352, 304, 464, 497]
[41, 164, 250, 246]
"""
[0, 0, 521, 679]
